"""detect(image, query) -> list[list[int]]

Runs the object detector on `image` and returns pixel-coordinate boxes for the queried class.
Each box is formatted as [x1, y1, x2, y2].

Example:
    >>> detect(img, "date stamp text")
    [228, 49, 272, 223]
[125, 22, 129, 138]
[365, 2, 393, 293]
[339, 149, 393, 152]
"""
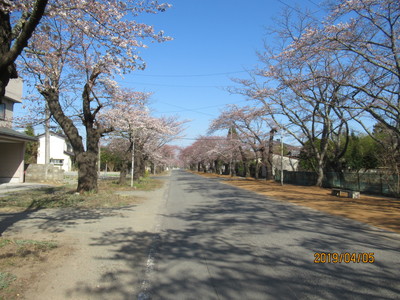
[314, 252, 375, 264]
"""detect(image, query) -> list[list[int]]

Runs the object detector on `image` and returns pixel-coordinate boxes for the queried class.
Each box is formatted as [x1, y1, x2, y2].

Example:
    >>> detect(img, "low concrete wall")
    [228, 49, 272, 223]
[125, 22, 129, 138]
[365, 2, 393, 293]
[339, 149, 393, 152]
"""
[25, 164, 64, 183]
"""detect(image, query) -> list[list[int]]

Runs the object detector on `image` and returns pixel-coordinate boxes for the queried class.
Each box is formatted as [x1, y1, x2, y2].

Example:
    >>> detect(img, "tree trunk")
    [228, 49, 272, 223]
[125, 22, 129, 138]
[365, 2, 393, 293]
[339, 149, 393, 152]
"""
[316, 164, 324, 187]
[238, 145, 250, 178]
[232, 162, 236, 176]
[214, 160, 219, 174]
[260, 148, 268, 179]
[76, 151, 98, 193]
[0, 10, 14, 98]
[255, 162, 260, 179]
[118, 160, 128, 185]
[40, 70, 106, 193]
[0, 0, 49, 97]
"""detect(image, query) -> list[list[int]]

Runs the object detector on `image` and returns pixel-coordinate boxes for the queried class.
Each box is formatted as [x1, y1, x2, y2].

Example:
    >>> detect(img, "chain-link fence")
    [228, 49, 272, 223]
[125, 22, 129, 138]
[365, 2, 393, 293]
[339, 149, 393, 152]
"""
[276, 170, 400, 197]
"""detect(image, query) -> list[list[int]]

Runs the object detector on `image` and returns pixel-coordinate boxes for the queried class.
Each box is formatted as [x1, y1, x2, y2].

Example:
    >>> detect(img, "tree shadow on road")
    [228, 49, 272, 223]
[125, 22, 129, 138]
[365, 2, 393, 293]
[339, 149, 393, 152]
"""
[66, 172, 400, 299]
[0, 206, 134, 236]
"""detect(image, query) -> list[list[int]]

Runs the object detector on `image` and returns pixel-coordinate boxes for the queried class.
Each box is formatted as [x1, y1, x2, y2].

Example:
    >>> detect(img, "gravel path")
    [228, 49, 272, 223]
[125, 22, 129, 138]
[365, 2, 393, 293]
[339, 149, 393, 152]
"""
[1, 179, 170, 300]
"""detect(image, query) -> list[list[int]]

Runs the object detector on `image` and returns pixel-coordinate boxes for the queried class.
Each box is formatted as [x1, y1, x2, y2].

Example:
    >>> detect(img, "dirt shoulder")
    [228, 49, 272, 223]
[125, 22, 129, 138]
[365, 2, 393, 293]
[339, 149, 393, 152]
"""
[193, 172, 400, 234]
[0, 176, 169, 300]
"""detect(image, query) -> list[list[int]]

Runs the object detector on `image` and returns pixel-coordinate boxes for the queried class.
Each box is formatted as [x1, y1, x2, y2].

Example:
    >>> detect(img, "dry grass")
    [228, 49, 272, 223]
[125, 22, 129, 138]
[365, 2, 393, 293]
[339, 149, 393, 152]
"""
[194, 172, 400, 234]
[0, 177, 164, 212]
[0, 238, 61, 299]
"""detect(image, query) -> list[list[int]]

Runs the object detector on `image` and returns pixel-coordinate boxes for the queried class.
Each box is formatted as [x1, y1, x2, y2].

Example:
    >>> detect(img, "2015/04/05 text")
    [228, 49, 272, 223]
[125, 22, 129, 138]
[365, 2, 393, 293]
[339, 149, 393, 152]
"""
[314, 252, 375, 264]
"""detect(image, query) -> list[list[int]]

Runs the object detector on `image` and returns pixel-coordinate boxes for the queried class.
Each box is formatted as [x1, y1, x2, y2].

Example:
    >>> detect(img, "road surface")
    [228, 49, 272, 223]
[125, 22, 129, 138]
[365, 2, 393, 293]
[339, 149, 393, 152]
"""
[144, 170, 400, 299]
[2, 170, 399, 299]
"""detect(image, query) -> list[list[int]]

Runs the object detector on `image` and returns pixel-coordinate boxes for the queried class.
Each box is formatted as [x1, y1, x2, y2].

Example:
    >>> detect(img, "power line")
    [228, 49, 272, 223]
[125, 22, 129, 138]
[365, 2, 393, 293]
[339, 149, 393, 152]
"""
[154, 99, 254, 117]
[155, 101, 216, 117]
[306, 0, 321, 7]
[172, 137, 234, 141]
[131, 71, 248, 78]
[277, 0, 322, 20]
[119, 81, 223, 88]
[155, 100, 249, 114]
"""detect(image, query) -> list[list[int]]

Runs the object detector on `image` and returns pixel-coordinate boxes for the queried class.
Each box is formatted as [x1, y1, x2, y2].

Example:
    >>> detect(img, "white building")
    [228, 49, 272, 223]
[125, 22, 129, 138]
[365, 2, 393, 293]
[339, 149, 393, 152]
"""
[37, 132, 74, 171]
[272, 154, 299, 172]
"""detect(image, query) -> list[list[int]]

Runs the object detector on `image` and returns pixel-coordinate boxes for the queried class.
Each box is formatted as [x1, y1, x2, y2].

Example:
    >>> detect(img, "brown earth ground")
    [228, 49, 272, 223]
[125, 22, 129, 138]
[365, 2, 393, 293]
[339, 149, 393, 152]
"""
[193, 171, 400, 234]
[0, 177, 164, 299]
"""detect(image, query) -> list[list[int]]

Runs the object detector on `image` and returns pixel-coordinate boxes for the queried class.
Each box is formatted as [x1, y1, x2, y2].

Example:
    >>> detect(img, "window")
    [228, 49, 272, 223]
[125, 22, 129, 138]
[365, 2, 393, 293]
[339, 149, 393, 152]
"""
[50, 159, 64, 165]
[0, 103, 5, 120]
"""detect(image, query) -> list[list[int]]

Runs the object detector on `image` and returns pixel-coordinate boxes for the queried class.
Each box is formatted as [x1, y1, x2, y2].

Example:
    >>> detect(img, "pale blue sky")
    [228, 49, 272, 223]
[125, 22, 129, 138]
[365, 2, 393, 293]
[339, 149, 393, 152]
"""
[16, 0, 322, 146]
[119, 0, 323, 146]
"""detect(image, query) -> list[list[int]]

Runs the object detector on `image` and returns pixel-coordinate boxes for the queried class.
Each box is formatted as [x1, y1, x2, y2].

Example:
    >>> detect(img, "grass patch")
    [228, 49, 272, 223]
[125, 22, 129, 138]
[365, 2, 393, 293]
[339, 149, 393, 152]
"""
[0, 238, 58, 260]
[0, 176, 164, 211]
[0, 272, 16, 290]
[128, 176, 163, 191]
[0, 238, 58, 299]
[95, 176, 164, 193]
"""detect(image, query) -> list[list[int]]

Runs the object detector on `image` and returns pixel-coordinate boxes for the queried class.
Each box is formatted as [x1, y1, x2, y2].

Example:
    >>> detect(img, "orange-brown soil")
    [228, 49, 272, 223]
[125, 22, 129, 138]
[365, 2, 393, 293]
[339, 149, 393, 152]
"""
[194, 172, 400, 234]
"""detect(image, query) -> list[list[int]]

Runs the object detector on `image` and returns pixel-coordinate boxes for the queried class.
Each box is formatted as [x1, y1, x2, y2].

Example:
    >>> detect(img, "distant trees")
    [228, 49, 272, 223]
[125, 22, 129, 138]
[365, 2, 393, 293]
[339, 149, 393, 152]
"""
[299, 133, 379, 174]
[24, 124, 38, 164]
[209, 105, 276, 179]
[99, 145, 124, 172]
[179, 136, 234, 174]
[99, 89, 185, 184]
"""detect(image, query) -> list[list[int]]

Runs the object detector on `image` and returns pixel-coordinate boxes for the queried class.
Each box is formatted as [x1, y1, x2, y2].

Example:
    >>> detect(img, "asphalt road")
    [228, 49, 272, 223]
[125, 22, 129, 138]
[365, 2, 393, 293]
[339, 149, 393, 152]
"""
[145, 170, 400, 300]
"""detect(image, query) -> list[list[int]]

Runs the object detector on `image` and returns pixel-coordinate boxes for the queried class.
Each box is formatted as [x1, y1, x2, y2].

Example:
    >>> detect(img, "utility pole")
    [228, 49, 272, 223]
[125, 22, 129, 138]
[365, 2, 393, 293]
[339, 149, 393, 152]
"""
[98, 139, 101, 176]
[280, 134, 284, 186]
[44, 105, 50, 180]
[229, 125, 233, 176]
[130, 138, 135, 188]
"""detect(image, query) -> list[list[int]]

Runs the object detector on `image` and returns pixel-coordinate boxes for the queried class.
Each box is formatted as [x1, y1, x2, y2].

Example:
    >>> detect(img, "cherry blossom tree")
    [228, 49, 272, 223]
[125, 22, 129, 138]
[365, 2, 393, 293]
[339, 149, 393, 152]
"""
[0, 0, 48, 97]
[291, 0, 400, 182]
[101, 93, 185, 184]
[151, 144, 181, 173]
[234, 8, 355, 186]
[309, 0, 400, 138]
[19, 0, 171, 192]
[209, 105, 277, 179]
[131, 115, 185, 179]
[179, 136, 234, 174]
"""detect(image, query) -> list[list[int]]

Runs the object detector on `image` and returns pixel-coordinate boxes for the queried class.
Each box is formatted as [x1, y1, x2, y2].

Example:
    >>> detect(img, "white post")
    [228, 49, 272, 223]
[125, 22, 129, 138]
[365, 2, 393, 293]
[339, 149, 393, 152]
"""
[130, 140, 135, 188]
[98, 140, 101, 176]
[281, 134, 284, 186]
[45, 106, 50, 180]
[230, 126, 233, 176]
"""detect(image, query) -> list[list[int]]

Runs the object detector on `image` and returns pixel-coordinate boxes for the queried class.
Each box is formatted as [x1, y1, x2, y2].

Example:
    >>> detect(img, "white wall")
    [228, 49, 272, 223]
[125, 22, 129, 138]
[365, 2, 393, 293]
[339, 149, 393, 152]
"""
[37, 134, 73, 171]
[272, 154, 298, 172]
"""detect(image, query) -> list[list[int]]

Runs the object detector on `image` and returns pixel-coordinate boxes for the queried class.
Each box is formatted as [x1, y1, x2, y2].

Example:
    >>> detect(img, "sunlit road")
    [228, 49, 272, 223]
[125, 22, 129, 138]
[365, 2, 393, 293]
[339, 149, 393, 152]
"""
[146, 170, 400, 299]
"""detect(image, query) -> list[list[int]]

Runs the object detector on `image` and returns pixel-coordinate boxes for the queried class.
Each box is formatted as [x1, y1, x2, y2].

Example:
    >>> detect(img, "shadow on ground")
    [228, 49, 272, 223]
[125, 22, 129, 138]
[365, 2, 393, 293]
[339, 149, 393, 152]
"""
[66, 171, 400, 299]
[0, 206, 133, 236]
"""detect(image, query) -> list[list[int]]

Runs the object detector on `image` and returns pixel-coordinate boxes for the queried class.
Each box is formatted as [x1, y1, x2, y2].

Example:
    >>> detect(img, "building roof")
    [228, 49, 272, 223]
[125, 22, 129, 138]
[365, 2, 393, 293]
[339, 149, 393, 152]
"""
[37, 131, 67, 139]
[0, 127, 38, 142]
